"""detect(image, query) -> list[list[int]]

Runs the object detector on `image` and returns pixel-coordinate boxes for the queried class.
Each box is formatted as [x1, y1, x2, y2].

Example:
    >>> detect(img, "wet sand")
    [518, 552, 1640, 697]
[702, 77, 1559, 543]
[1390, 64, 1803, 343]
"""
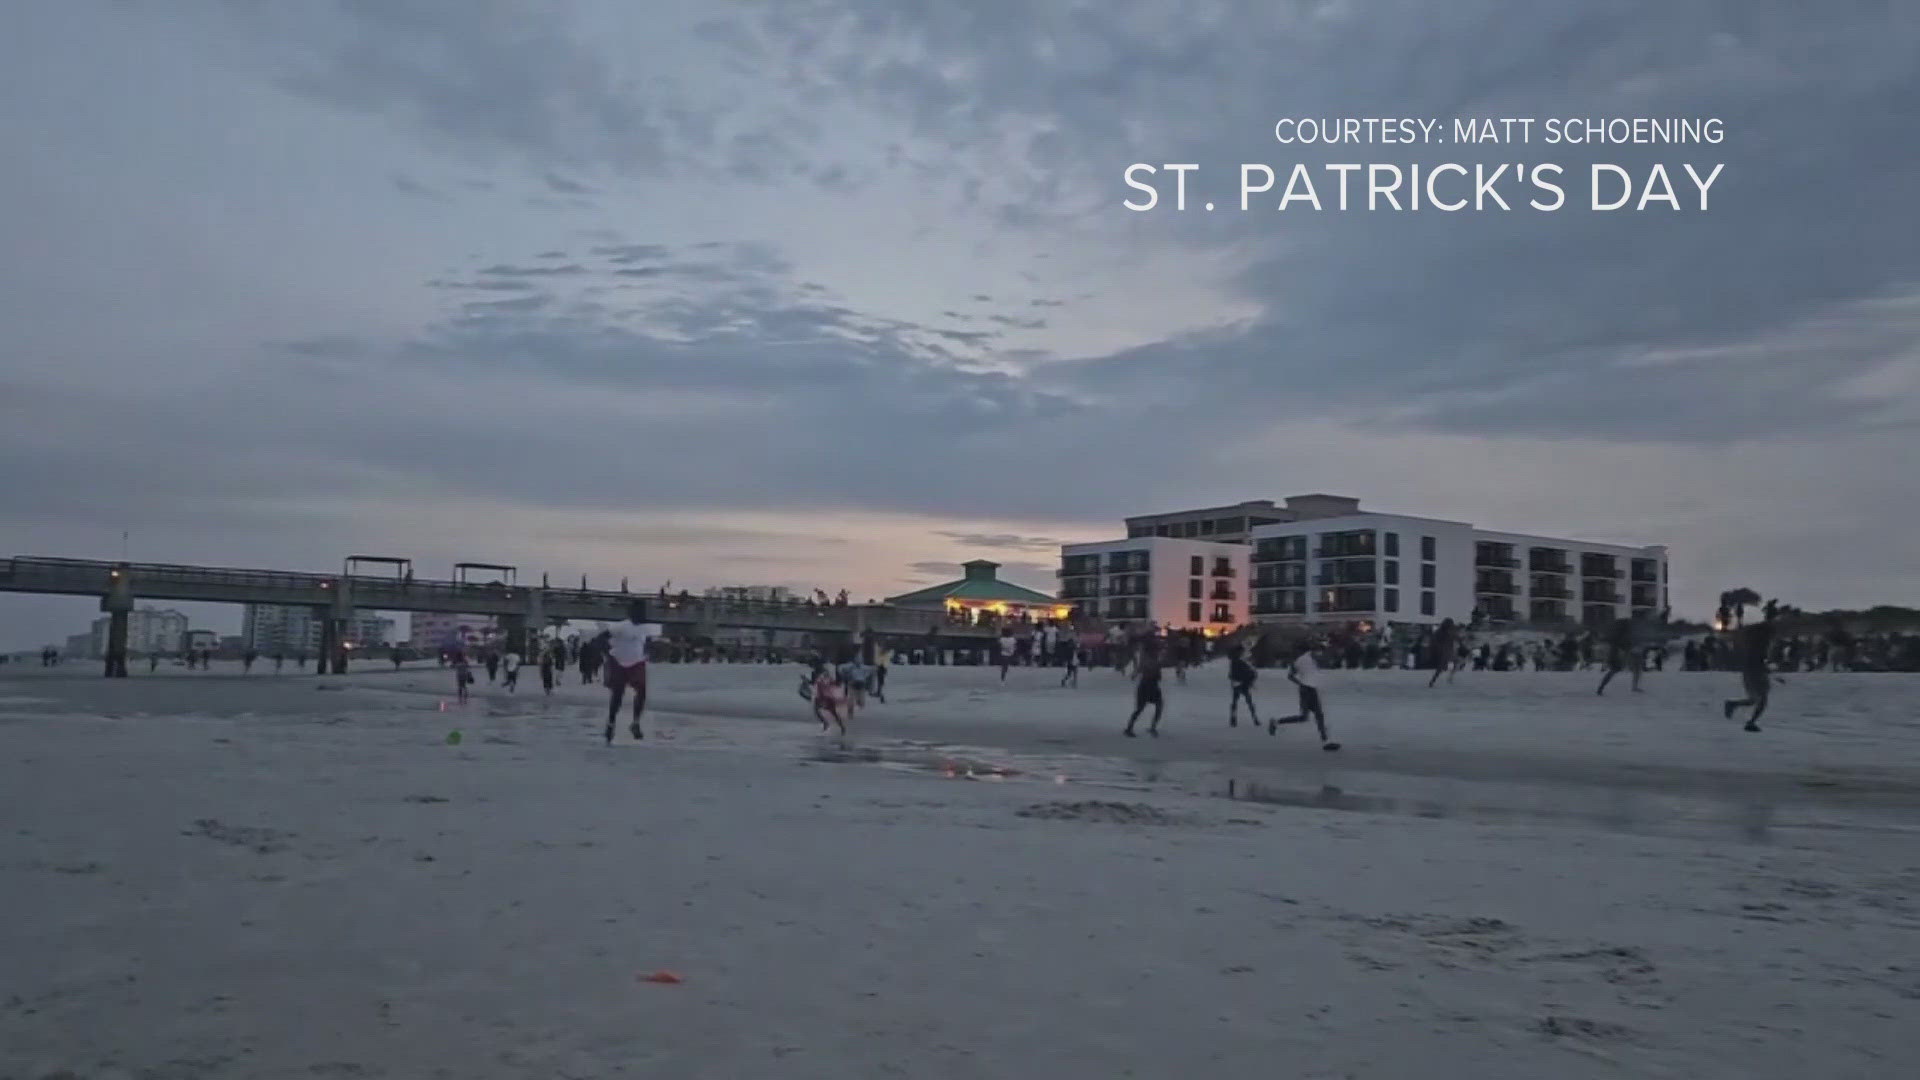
[4, 661, 1916, 1078]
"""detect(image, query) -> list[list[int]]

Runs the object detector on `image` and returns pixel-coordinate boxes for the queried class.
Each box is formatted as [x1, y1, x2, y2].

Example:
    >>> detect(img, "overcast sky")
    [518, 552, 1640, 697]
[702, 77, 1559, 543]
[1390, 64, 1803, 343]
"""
[3, 1, 1917, 648]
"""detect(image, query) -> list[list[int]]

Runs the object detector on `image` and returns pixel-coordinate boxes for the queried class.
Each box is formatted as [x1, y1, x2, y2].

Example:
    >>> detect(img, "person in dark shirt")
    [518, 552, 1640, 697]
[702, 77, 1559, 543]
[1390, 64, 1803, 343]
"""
[1596, 616, 1639, 695]
[1723, 618, 1778, 732]
[1227, 644, 1260, 729]
[1428, 619, 1459, 688]
[1123, 645, 1166, 738]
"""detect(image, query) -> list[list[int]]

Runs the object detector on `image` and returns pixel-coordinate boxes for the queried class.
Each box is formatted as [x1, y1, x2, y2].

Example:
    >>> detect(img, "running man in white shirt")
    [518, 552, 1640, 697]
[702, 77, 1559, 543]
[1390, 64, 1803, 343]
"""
[594, 601, 655, 744]
[1268, 640, 1340, 751]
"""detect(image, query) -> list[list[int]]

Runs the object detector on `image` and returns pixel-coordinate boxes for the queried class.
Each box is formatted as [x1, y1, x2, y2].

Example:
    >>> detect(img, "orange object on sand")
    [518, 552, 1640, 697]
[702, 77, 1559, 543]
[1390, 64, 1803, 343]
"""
[641, 971, 683, 984]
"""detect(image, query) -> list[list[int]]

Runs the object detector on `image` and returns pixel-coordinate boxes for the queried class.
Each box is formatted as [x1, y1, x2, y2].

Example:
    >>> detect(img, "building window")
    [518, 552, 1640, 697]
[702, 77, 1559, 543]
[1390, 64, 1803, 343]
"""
[1183, 521, 1199, 537]
[1188, 579, 1202, 599]
[1421, 535, 1436, 561]
[1385, 532, 1399, 557]
[1420, 564, 1435, 589]
[1384, 588, 1399, 613]
[1190, 555, 1203, 575]
[1187, 602, 1202, 623]
[1200, 519, 1216, 535]
[1221, 517, 1245, 536]
[1421, 591, 1435, 616]
[1384, 560, 1399, 585]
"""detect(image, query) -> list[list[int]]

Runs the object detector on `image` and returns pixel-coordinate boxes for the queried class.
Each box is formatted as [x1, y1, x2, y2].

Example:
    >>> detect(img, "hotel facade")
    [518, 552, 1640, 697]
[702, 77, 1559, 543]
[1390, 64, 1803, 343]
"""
[1060, 495, 1667, 631]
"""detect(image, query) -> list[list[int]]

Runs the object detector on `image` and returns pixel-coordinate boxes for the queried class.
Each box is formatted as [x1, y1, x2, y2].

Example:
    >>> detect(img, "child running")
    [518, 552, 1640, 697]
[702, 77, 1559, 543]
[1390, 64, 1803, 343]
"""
[1269, 640, 1340, 751]
[453, 651, 473, 704]
[810, 659, 847, 735]
[1227, 644, 1259, 729]
[1059, 642, 1080, 687]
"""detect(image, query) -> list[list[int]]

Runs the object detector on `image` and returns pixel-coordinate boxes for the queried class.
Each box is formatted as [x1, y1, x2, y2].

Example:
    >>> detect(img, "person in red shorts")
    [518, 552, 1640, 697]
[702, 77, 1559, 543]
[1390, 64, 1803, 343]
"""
[594, 601, 656, 744]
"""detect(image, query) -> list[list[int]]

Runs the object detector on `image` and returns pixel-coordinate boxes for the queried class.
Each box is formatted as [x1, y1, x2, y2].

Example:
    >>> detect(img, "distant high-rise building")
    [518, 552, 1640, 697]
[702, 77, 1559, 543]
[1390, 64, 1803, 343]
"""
[87, 606, 190, 656]
[244, 605, 394, 655]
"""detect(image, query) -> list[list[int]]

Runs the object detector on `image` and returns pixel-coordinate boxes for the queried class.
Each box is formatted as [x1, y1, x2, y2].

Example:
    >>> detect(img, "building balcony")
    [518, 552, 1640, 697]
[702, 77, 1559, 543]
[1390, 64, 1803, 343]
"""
[1631, 567, 1660, 583]
[1475, 580, 1520, 595]
[1314, 601, 1377, 614]
[1582, 592, 1622, 605]
[1531, 585, 1574, 600]
[1314, 574, 1378, 587]
[1314, 548, 1377, 561]
[1476, 556, 1521, 569]
[1209, 588, 1237, 602]
[1211, 564, 1237, 578]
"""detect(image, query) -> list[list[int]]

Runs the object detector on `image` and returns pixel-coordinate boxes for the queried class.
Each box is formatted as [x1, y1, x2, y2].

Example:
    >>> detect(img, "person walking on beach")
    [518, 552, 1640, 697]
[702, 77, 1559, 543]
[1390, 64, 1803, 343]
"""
[148, 654, 158, 674]
[1227, 644, 1260, 729]
[484, 651, 500, 684]
[501, 648, 521, 693]
[1428, 619, 1460, 688]
[997, 629, 1016, 681]
[539, 640, 557, 696]
[594, 603, 655, 744]
[1123, 645, 1166, 738]
[870, 646, 889, 704]
[1060, 641, 1080, 687]
[1723, 616, 1778, 733]
[1269, 641, 1340, 751]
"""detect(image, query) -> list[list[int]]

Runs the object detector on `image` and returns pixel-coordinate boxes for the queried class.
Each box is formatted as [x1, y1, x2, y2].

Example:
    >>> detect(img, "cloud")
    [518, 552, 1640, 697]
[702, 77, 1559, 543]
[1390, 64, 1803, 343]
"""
[934, 532, 1062, 551]
[3, 0, 1919, 650]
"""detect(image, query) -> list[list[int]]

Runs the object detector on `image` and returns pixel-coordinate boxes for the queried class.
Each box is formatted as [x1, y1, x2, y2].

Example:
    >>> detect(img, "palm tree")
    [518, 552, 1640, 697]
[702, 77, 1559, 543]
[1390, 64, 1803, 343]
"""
[1724, 587, 1762, 627]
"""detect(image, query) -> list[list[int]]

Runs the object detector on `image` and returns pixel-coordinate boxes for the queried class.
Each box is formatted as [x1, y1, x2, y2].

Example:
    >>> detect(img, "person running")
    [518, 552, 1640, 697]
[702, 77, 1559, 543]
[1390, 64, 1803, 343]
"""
[836, 654, 867, 717]
[538, 641, 557, 696]
[1269, 641, 1340, 750]
[810, 659, 847, 735]
[1123, 646, 1166, 738]
[1595, 616, 1640, 695]
[1427, 619, 1459, 688]
[997, 630, 1016, 681]
[453, 652, 473, 704]
[1060, 641, 1080, 687]
[595, 603, 655, 744]
[501, 649, 521, 693]
[1227, 644, 1260, 729]
[1723, 617, 1778, 733]
[484, 651, 500, 684]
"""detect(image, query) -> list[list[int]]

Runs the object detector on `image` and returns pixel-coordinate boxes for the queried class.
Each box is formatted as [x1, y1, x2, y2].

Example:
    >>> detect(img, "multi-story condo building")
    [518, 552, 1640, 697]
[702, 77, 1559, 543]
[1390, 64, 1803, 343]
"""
[1057, 537, 1250, 632]
[1064, 494, 1667, 629]
[1122, 500, 1296, 545]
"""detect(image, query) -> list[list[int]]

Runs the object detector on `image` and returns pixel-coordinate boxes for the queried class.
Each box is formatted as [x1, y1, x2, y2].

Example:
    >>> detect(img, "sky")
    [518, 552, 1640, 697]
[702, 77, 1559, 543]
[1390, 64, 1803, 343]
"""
[2, 0, 1917, 649]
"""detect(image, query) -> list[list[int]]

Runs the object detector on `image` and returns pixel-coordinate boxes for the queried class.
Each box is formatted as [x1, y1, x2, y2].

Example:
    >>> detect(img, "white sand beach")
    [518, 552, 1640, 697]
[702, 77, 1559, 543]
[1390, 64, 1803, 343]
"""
[4, 660, 1917, 1079]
